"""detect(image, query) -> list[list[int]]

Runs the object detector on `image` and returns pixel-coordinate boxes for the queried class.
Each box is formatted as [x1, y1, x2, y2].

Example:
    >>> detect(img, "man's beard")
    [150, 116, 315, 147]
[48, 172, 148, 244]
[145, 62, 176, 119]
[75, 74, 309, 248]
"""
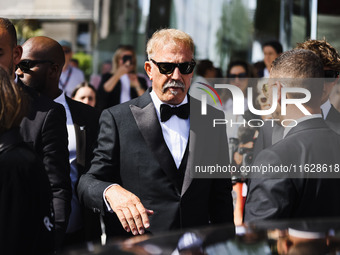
[162, 80, 185, 95]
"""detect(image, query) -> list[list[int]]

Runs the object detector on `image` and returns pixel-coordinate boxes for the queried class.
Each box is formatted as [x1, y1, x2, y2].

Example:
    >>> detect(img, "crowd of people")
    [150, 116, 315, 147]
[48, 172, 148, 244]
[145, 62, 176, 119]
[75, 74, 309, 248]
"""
[1, 16, 340, 254]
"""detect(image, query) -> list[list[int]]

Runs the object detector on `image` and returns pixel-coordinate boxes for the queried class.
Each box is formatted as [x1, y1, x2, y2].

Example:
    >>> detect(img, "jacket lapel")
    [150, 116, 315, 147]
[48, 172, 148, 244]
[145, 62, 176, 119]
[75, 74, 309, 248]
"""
[65, 96, 86, 171]
[130, 92, 182, 195]
[181, 132, 193, 196]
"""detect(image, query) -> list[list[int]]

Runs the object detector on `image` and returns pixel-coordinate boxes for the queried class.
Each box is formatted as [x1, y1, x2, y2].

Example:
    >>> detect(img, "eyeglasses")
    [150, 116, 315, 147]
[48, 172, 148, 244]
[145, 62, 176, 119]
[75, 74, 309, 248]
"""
[325, 70, 339, 81]
[17, 60, 54, 73]
[228, 72, 247, 79]
[150, 59, 196, 75]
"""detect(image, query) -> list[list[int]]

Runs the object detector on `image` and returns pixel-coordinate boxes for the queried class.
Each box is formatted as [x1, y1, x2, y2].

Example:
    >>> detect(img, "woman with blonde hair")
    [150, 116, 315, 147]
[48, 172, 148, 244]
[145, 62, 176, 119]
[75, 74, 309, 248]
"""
[96, 45, 148, 111]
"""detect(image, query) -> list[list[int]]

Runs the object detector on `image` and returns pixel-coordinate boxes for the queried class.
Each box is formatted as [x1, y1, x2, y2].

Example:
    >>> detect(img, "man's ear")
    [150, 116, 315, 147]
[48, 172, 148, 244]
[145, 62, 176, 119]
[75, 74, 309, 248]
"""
[144, 61, 152, 81]
[276, 81, 282, 104]
[48, 63, 60, 79]
[13, 45, 23, 66]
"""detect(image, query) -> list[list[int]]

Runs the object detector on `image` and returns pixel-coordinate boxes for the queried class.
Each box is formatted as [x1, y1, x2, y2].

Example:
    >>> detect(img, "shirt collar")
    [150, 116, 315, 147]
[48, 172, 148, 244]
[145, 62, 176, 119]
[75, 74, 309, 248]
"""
[321, 99, 331, 119]
[150, 90, 188, 120]
[283, 114, 323, 138]
[54, 90, 67, 108]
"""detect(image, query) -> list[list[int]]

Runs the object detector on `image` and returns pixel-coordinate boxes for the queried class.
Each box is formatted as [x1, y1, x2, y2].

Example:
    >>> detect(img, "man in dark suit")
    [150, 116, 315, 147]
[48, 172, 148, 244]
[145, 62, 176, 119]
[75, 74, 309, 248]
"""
[78, 28, 234, 237]
[0, 17, 71, 249]
[253, 39, 340, 159]
[16, 36, 101, 248]
[17, 36, 101, 247]
[244, 49, 340, 222]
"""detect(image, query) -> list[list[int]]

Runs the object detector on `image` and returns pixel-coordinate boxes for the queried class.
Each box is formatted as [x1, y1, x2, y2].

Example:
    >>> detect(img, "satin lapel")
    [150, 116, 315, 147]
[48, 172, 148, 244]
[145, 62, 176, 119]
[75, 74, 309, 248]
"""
[130, 95, 181, 195]
[181, 131, 193, 196]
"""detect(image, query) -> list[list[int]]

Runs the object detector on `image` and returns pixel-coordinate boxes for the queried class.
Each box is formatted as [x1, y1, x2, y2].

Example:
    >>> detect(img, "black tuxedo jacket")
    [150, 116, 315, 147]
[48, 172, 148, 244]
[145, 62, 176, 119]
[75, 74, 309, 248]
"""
[96, 73, 148, 111]
[19, 84, 72, 241]
[245, 118, 340, 222]
[78, 89, 234, 234]
[65, 96, 101, 239]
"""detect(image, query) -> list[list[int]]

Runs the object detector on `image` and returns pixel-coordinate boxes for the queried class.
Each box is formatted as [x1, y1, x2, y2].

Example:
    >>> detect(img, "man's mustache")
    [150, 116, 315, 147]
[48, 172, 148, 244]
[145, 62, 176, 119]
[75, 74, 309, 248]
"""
[162, 80, 185, 93]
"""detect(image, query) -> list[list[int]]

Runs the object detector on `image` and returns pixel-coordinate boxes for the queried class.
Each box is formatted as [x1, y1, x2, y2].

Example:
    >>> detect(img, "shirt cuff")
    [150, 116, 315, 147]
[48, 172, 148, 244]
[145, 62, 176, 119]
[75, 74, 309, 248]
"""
[103, 184, 119, 212]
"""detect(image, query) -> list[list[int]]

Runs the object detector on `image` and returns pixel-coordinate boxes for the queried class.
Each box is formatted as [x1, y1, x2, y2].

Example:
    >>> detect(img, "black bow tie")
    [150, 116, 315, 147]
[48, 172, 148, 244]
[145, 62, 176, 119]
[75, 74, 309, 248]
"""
[160, 103, 189, 122]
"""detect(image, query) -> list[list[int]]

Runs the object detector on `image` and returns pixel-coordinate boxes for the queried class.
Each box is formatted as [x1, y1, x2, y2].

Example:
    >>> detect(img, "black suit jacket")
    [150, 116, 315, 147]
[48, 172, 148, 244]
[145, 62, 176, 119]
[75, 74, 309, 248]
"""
[253, 104, 340, 160]
[245, 118, 340, 222]
[0, 128, 54, 254]
[19, 84, 72, 243]
[96, 73, 148, 111]
[78, 89, 234, 234]
[65, 96, 101, 240]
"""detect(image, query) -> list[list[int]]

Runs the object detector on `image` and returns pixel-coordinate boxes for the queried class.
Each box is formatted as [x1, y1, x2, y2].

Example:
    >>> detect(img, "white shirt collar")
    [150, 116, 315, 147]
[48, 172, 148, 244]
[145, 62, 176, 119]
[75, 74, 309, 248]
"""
[321, 99, 332, 119]
[283, 114, 323, 138]
[150, 90, 188, 121]
[54, 90, 67, 108]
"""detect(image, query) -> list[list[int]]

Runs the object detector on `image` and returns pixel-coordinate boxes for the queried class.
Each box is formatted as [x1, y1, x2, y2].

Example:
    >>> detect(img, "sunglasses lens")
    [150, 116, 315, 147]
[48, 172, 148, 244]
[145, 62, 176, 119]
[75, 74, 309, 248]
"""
[18, 61, 30, 72]
[229, 73, 247, 79]
[158, 63, 174, 74]
[179, 63, 194, 74]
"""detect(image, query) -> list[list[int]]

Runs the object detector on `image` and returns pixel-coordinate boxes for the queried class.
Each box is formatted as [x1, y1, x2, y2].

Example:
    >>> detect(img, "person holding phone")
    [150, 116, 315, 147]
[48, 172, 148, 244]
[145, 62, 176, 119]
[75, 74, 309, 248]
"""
[96, 45, 148, 111]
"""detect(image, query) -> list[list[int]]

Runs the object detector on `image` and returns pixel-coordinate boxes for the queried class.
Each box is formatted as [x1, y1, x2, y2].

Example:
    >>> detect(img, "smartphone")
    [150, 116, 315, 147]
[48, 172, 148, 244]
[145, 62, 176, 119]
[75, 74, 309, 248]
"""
[122, 55, 133, 64]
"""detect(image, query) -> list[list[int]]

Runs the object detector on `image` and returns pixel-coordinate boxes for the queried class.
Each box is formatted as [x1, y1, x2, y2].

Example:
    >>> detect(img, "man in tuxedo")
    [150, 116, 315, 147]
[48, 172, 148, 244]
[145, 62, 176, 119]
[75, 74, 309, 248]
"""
[253, 39, 340, 159]
[16, 36, 101, 248]
[0, 17, 71, 249]
[78, 28, 234, 237]
[244, 49, 340, 221]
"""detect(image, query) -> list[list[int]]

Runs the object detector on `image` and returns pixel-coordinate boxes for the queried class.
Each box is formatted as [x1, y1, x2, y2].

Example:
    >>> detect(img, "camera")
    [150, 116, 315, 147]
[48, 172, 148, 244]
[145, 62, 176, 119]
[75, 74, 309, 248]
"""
[238, 147, 253, 167]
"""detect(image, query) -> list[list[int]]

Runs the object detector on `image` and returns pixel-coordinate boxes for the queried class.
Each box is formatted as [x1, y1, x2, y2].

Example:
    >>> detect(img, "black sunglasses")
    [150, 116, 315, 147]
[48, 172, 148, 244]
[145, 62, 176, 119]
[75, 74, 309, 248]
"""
[228, 72, 247, 79]
[17, 60, 54, 73]
[325, 70, 339, 80]
[150, 59, 196, 75]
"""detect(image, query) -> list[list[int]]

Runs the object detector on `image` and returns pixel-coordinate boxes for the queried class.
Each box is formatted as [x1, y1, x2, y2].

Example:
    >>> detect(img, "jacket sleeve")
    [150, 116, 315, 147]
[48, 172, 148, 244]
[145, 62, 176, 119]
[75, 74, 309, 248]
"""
[42, 103, 71, 239]
[244, 150, 296, 222]
[78, 109, 120, 215]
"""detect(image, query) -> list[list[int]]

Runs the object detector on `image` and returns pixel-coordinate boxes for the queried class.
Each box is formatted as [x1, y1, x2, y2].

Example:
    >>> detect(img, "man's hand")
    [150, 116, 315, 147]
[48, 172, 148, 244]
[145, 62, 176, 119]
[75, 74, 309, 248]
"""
[105, 185, 153, 235]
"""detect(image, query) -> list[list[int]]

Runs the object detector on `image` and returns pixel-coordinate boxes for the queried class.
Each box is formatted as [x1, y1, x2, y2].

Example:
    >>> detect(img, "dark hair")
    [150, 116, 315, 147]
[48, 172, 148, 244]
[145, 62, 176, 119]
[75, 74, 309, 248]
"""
[0, 18, 17, 47]
[262, 40, 283, 54]
[272, 49, 323, 78]
[196, 59, 214, 77]
[271, 49, 324, 106]
[226, 60, 251, 77]
[71, 82, 96, 98]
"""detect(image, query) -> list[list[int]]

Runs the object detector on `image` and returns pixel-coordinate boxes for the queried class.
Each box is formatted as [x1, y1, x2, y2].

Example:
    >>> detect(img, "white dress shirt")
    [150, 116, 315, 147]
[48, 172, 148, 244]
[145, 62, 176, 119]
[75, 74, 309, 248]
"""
[120, 74, 132, 104]
[54, 92, 83, 233]
[150, 90, 190, 169]
[59, 65, 85, 97]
